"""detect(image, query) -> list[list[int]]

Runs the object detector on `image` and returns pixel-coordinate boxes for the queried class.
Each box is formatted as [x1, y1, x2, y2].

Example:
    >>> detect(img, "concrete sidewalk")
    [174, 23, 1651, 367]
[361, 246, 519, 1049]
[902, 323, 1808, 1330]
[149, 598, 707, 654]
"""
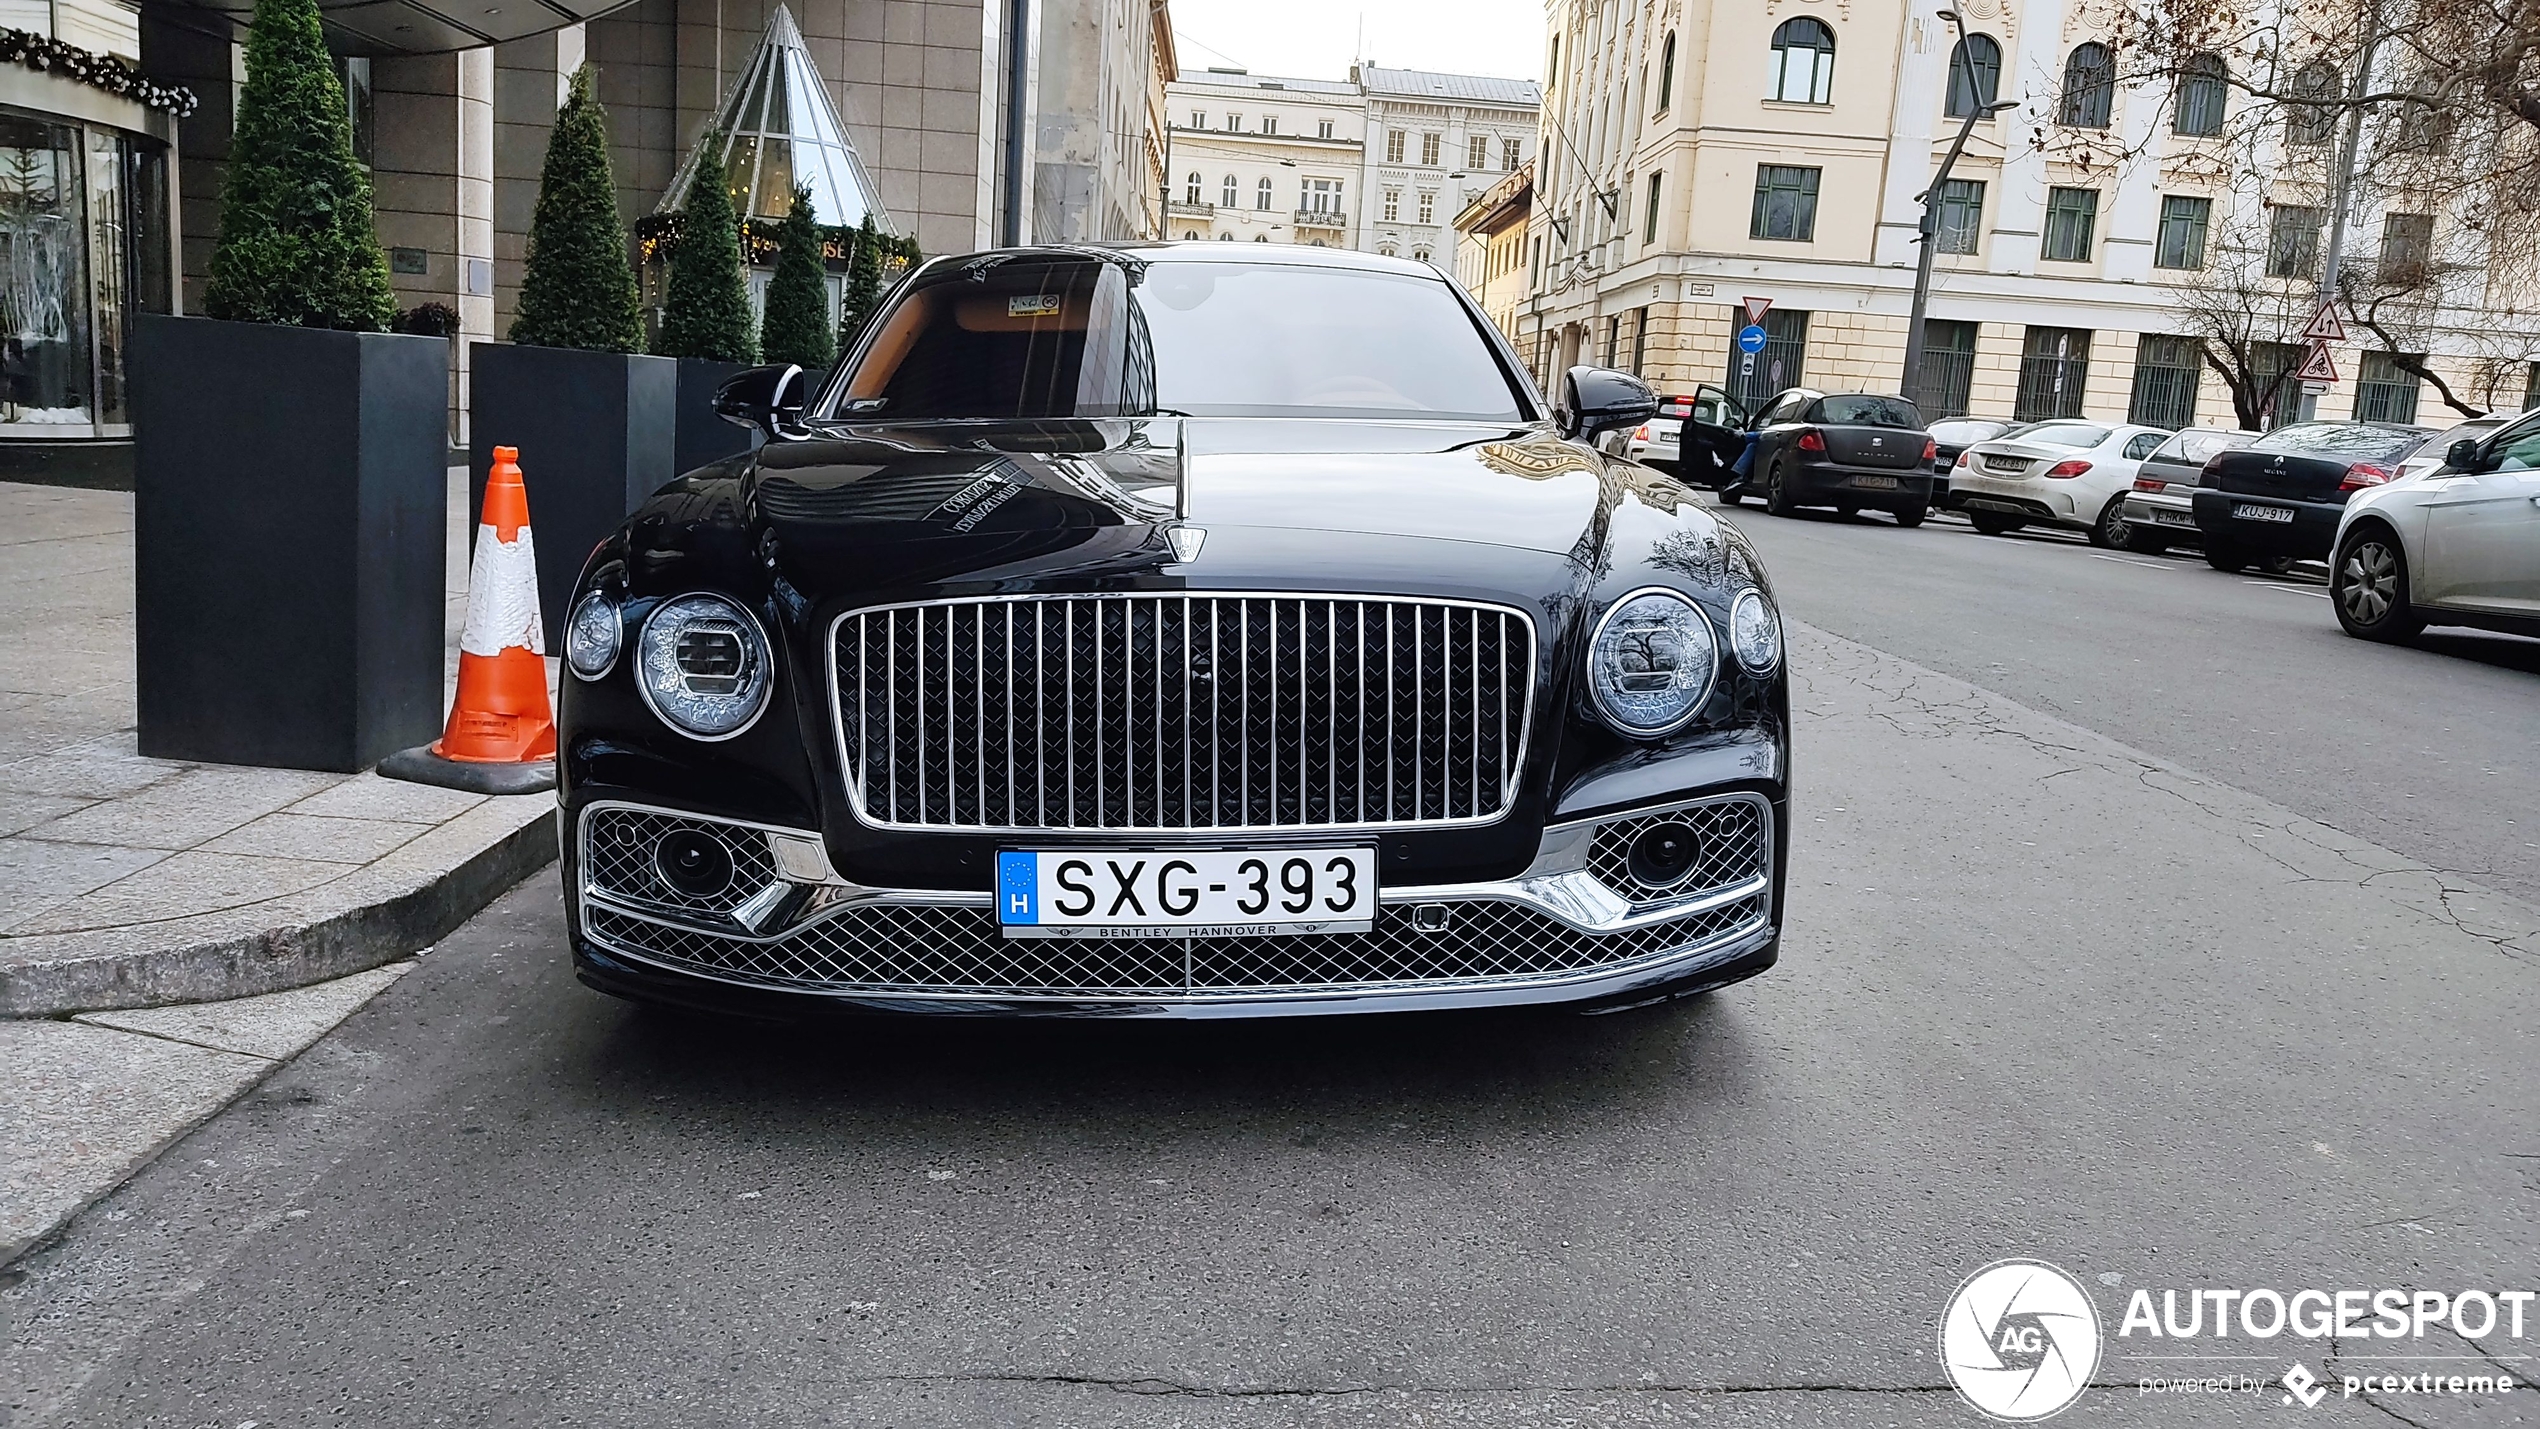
[0, 478, 555, 1017]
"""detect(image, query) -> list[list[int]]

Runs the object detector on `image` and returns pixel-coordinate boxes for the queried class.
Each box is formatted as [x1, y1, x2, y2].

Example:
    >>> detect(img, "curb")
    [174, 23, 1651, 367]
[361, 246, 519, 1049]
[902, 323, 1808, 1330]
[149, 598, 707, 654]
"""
[0, 803, 557, 1018]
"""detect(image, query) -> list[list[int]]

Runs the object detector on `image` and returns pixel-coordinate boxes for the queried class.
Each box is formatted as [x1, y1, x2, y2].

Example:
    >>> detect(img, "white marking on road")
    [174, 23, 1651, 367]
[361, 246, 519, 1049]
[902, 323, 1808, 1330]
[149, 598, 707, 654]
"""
[2084, 553, 2172, 570]
[2253, 583, 2333, 600]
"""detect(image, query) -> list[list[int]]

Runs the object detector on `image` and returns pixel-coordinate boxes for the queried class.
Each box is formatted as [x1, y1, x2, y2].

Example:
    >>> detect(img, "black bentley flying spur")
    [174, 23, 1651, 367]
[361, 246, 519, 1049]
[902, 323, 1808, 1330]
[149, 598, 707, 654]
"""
[557, 244, 1791, 1017]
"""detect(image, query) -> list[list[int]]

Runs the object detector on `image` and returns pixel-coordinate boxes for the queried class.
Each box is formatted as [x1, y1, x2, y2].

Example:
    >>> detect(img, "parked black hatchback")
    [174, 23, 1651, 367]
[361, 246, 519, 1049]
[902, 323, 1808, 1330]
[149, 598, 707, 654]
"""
[1725, 390, 1937, 526]
[2192, 421, 2441, 572]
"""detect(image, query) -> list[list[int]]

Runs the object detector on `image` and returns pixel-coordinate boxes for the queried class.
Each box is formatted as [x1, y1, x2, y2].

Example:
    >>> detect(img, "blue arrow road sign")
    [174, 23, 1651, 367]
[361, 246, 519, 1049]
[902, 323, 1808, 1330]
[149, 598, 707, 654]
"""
[1737, 324, 1769, 354]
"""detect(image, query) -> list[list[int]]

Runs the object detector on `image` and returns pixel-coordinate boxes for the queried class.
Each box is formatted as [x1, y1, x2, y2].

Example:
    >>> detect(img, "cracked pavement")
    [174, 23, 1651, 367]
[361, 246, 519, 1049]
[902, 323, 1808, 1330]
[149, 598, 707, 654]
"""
[3, 510, 2536, 1427]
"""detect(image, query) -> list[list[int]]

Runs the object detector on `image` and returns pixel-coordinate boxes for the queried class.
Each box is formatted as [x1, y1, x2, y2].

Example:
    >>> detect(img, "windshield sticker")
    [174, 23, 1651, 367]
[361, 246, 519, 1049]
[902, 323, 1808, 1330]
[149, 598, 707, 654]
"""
[1007, 294, 1062, 317]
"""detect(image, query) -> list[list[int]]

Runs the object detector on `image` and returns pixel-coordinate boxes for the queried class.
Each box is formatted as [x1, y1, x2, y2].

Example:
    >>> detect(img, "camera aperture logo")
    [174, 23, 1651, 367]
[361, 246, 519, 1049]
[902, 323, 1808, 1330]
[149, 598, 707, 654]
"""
[1939, 1260, 2103, 1421]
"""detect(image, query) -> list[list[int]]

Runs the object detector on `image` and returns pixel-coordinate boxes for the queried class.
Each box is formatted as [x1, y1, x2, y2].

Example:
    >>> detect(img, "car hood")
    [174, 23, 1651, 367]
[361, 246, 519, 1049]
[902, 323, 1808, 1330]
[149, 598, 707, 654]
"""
[718, 416, 1630, 604]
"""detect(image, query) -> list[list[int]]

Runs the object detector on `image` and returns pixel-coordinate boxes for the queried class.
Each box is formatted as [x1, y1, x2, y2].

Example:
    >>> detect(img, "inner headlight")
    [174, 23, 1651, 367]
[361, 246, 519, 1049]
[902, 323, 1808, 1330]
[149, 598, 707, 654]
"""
[564, 592, 621, 679]
[1729, 588, 1782, 675]
[1586, 587, 1718, 736]
[635, 593, 773, 739]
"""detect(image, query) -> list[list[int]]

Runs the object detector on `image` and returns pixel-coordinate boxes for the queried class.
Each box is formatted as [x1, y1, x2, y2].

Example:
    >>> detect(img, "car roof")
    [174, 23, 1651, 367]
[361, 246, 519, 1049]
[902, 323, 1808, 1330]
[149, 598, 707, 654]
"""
[952, 240, 1455, 282]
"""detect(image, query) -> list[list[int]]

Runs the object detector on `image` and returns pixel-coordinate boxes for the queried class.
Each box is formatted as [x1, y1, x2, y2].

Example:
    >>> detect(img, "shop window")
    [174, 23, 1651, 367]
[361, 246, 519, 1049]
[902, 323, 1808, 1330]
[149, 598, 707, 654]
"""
[0, 115, 91, 428]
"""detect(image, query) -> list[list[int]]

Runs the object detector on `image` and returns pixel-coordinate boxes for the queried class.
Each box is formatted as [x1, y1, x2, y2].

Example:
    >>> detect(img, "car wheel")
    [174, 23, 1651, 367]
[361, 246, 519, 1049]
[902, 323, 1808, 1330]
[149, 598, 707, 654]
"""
[1969, 510, 2023, 536]
[2204, 542, 2249, 573]
[2333, 528, 2426, 642]
[1764, 461, 1798, 517]
[1893, 503, 1928, 528]
[2091, 496, 2131, 549]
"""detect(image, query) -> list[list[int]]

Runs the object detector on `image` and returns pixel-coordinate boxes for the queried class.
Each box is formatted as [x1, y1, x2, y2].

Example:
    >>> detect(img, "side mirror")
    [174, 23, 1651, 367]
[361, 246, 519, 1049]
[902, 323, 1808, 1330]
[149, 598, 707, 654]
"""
[713, 364, 808, 440]
[1560, 365, 1659, 440]
[2444, 438, 2481, 471]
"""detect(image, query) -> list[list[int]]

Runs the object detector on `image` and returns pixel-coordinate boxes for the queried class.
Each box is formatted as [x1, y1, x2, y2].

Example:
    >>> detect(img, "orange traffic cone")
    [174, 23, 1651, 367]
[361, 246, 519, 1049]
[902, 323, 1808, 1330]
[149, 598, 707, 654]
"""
[380, 445, 558, 795]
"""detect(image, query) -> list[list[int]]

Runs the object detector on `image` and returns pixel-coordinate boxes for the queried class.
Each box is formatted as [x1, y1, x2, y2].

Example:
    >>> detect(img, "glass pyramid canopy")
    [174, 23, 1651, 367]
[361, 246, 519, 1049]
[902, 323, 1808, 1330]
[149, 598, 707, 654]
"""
[658, 4, 892, 232]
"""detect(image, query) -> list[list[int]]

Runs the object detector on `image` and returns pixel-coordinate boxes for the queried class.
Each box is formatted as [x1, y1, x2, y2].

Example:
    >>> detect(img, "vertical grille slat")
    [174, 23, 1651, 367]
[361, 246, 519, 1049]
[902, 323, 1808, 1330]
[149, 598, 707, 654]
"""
[836, 595, 1534, 832]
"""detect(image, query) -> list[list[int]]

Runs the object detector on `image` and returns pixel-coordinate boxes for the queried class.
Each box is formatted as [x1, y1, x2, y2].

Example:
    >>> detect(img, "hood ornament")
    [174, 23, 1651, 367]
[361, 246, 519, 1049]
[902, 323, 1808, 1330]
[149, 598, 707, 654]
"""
[1167, 525, 1207, 562]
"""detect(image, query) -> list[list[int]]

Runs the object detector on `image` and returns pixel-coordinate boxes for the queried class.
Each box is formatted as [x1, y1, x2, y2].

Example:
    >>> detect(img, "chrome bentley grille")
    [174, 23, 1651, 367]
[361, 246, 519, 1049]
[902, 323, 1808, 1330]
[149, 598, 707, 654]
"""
[831, 595, 1536, 832]
[584, 891, 1767, 999]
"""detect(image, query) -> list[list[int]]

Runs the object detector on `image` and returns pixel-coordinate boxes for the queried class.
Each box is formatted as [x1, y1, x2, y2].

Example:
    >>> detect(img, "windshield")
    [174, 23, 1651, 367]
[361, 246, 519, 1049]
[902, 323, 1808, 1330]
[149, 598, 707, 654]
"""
[1815, 395, 1923, 428]
[2019, 423, 2111, 449]
[824, 256, 1529, 422]
[2252, 422, 2426, 461]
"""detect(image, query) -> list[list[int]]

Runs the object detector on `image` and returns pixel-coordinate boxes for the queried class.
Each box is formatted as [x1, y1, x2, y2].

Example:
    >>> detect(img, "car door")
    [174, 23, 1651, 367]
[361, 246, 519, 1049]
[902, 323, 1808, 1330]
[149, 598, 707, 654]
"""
[2419, 414, 2540, 612]
[1748, 392, 1804, 475]
[1674, 384, 1749, 484]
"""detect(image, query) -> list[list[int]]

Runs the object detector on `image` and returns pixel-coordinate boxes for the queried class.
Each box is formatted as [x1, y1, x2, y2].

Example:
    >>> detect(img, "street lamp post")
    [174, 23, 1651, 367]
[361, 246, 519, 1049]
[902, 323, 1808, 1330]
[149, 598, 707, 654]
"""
[1901, 10, 2018, 409]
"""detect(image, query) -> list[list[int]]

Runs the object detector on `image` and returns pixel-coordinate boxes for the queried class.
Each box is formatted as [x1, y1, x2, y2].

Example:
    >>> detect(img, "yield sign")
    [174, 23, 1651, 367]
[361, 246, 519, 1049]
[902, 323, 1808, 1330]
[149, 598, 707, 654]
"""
[2302, 300, 2348, 344]
[1742, 295, 1774, 328]
[2296, 340, 2340, 383]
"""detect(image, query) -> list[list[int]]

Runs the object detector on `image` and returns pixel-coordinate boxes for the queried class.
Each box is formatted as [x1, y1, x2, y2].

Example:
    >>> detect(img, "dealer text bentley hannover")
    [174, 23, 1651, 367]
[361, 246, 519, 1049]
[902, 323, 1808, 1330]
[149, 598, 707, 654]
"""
[556, 244, 1791, 1016]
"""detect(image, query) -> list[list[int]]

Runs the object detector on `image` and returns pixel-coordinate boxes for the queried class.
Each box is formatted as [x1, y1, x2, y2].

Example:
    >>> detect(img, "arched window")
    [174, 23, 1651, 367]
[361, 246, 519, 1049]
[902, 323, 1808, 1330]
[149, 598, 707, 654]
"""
[1379, 244, 1398, 257]
[1256, 176, 1273, 210]
[2059, 42, 2115, 128]
[2174, 52, 2227, 135]
[1768, 18, 1835, 104]
[1183, 230, 1199, 241]
[1254, 234, 1269, 242]
[1185, 172, 1202, 205]
[2286, 61, 2337, 146]
[1218, 232, 1234, 240]
[1656, 31, 1676, 110]
[1221, 174, 1238, 207]
[1413, 246, 1433, 264]
[1946, 34, 2002, 118]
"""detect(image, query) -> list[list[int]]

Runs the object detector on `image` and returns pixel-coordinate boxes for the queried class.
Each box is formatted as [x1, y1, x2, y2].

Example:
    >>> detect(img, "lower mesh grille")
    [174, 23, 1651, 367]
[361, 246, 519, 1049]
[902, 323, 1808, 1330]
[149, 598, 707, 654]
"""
[1584, 796, 1769, 905]
[581, 806, 777, 917]
[583, 893, 1768, 998]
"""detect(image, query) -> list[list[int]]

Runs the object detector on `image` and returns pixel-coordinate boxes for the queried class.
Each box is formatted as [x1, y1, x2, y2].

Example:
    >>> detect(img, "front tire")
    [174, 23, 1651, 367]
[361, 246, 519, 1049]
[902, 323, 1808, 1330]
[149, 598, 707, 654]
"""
[1764, 460, 1798, 517]
[1969, 510, 2024, 536]
[2333, 526, 2425, 642]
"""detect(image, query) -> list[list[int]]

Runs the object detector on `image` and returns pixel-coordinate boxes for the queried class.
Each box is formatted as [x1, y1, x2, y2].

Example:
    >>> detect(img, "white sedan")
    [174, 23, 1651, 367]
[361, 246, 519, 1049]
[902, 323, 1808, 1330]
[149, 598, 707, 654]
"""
[1947, 421, 2173, 545]
[2331, 408, 2540, 642]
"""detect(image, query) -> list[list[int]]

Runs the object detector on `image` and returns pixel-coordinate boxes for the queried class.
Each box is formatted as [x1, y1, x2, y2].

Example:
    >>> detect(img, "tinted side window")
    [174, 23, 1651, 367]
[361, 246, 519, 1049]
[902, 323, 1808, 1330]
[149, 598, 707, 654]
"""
[2124, 432, 2164, 460]
[2487, 414, 2540, 472]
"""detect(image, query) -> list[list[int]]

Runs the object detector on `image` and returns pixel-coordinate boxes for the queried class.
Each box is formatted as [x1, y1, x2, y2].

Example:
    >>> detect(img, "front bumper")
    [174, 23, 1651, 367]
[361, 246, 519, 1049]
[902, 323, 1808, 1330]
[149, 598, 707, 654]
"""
[2191, 490, 2343, 558]
[567, 792, 1783, 1017]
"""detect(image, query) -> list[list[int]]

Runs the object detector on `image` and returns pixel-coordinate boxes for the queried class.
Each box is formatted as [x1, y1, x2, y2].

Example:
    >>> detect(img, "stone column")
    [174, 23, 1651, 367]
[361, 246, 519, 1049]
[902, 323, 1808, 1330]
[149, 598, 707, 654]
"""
[372, 49, 496, 446]
[493, 26, 586, 334]
[139, 13, 241, 313]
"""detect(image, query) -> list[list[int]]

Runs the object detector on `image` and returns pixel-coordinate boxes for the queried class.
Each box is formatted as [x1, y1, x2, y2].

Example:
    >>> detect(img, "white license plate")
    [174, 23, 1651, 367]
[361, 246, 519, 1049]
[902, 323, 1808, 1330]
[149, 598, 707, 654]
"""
[996, 848, 1376, 939]
[2153, 509, 2198, 528]
[1851, 474, 1900, 490]
[2233, 503, 2295, 523]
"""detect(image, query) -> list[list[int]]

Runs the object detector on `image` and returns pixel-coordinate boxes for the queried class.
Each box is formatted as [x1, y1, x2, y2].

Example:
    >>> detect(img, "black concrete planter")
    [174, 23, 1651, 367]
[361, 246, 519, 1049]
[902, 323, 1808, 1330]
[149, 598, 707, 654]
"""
[672, 356, 760, 476]
[467, 343, 677, 650]
[131, 315, 448, 771]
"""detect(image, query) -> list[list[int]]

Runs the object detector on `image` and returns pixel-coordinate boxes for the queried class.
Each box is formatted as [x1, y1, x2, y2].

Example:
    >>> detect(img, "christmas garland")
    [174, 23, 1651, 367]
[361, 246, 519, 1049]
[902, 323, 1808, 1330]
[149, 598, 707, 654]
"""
[635, 210, 921, 270]
[0, 27, 200, 119]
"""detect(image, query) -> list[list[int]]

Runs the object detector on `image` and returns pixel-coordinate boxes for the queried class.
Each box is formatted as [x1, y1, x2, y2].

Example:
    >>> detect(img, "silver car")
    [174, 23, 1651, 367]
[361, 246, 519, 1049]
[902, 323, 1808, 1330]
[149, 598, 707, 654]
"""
[2118, 428, 2258, 552]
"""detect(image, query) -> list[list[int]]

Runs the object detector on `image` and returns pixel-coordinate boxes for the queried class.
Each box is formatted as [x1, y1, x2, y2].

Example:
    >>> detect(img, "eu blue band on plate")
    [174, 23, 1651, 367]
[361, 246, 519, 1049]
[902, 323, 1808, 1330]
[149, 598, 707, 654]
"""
[996, 852, 1038, 925]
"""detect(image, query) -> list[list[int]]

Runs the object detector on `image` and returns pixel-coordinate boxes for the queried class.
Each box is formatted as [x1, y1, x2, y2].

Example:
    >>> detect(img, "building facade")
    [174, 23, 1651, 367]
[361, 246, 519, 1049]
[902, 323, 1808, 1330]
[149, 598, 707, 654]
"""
[1356, 65, 1536, 266]
[1453, 160, 1530, 341]
[1163, 68, 1364, 246]
[1162, 63, 1538, 269]
[1526, 0, 2540, 428]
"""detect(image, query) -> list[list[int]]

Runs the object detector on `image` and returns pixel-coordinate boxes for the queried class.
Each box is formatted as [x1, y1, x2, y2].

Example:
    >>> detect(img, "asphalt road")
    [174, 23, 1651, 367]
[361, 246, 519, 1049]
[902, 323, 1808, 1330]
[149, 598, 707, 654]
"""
[1727, 503, 2540, 905]
[7, 508, 2537, 1429]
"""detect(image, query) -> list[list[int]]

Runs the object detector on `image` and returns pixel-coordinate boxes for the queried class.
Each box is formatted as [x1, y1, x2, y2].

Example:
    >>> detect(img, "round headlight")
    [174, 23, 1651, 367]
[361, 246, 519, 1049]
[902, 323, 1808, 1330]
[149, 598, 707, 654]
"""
[1729, 588, 1782, 676]
[1586, 587, 1718, 736]
[564, 592, 621, 679]
[635, 593, 773, 740]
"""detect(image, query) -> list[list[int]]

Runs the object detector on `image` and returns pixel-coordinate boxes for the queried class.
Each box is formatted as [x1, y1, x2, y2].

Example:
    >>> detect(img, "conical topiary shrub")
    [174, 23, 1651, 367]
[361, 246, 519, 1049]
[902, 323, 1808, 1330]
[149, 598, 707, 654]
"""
[202, 0, 396, 330]
[509, 65, 644, 352]
[758, 187, 834, 370]
[835, 213, 884, 355]
[657, 137, 757, 362]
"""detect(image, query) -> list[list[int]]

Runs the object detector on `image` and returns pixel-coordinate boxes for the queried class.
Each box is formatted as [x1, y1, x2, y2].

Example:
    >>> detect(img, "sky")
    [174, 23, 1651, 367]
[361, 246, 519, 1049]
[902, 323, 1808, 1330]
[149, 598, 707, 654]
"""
[1167, 0, 1545, 86]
